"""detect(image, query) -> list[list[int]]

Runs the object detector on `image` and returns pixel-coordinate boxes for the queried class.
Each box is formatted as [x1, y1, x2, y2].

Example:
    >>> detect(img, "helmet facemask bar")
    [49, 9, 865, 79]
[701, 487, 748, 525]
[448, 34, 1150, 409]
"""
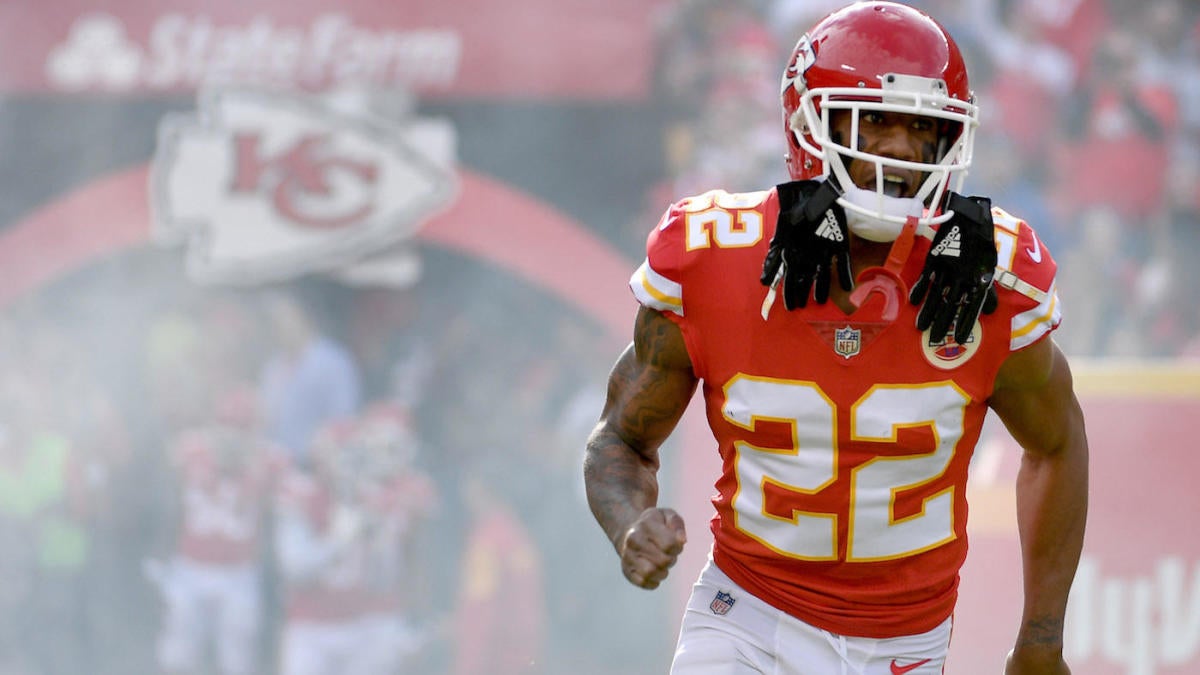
[790, 78, 978, 234]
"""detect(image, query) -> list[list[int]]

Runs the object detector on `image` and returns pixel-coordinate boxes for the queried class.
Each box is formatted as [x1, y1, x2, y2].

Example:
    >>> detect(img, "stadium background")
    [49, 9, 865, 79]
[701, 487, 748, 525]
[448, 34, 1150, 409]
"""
[0, 0, 1197, 673]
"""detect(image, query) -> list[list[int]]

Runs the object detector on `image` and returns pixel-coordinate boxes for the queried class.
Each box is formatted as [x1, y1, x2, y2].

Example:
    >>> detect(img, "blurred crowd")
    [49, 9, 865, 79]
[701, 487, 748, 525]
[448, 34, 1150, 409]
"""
[0, 247, 642, 674]
[2, 1, 1199, 674]
[641, 0, 1200, 358]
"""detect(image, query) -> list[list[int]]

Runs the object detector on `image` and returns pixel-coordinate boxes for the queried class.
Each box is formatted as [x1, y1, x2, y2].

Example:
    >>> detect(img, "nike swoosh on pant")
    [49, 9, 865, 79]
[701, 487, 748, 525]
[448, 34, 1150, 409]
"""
[890, 658, 932, 674]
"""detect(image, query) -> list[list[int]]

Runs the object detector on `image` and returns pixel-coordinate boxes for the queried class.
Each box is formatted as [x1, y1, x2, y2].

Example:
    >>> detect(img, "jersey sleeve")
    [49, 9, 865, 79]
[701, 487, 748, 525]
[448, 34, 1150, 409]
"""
[991, 207, 1062, 351]
[629, 199, 688, 316]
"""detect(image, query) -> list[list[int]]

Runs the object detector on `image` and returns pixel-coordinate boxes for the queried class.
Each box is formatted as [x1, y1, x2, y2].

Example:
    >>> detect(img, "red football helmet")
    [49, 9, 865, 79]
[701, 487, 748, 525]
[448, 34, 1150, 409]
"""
[781, 1, 978, 236]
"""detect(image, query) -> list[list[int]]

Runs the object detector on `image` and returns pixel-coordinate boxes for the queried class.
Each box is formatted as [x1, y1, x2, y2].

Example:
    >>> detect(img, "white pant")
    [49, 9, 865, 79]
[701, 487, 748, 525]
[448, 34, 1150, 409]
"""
[280, 614, 424, 675]
[671, 560, 951, 675]
[155, 558, 262, 675]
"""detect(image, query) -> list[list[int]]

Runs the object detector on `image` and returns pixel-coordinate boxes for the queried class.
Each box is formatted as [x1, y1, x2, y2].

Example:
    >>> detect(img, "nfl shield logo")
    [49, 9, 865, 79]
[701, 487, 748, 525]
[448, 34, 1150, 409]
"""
[709, 590, 736, 616]
[834, 325, 861, 359]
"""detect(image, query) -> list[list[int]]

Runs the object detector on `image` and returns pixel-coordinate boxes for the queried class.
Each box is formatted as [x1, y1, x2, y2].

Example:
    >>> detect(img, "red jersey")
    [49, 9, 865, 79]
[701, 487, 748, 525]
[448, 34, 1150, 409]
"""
[453, 508, 545, 675]
[630, 188, 1061, 637]
[171, 427, 282, 565]
[276, 465, 436, 621]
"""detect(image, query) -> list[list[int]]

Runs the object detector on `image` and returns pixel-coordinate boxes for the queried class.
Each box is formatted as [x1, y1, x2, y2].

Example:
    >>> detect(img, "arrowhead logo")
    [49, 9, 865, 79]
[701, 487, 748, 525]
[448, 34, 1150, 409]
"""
[781, 35, 816, 95]
[151, 87, 457, 285]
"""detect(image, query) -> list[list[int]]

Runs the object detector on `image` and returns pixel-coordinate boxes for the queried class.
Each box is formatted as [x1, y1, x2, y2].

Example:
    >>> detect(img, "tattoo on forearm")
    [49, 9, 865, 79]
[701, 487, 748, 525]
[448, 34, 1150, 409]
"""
[604, 311, 693, 445]
[585, 309, 695, 545]
[607, 352, 681, 447]
[633, 306, 683, 369]
[1016, 617, 1064, 647]
[584, 426, 659, 544]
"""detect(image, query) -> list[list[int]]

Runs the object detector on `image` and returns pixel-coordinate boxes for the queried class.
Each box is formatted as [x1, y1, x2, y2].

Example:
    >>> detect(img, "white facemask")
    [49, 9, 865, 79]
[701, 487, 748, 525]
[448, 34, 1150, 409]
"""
[840, 184, 924, 242]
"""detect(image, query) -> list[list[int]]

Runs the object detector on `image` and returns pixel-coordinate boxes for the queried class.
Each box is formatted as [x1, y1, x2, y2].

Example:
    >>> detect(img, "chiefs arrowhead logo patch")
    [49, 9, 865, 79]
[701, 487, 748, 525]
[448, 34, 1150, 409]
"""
[151, 87, 457, 285]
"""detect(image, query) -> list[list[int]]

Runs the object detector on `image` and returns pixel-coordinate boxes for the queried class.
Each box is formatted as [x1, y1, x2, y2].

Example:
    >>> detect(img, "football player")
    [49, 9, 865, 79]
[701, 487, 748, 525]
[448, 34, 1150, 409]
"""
[150, 387, 282, 675]
[583, 3, 1088, 674]
[274, 404, 436, 675]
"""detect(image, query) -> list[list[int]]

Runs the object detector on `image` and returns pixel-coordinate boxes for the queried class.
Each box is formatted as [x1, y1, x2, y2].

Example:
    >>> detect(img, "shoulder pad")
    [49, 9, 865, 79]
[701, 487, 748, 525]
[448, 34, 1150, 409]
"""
[993, 208, 1055, 280]
[991, 207, 1062, 351]
[630, 189, 771, 317]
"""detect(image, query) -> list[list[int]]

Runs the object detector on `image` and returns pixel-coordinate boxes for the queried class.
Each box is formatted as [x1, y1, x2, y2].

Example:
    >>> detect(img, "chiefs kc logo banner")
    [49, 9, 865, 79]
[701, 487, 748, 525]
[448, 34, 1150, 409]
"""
[151, 87, 457, 284]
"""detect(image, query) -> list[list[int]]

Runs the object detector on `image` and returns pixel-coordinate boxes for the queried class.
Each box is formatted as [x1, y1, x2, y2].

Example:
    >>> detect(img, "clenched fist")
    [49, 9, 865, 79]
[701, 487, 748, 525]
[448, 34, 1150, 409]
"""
[1004, 647, 1071, 675]
[617, 507, 687, 590]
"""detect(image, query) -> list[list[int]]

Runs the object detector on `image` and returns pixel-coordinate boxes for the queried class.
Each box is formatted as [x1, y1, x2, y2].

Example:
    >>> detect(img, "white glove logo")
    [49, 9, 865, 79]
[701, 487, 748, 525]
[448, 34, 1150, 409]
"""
[815, 211, 844, 242]
[930, 225, 962, 258]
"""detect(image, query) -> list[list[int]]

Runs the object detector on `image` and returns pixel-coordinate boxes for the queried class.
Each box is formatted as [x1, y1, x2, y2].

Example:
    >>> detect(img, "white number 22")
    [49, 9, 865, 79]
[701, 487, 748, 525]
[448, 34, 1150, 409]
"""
[723, 376, 969, 562]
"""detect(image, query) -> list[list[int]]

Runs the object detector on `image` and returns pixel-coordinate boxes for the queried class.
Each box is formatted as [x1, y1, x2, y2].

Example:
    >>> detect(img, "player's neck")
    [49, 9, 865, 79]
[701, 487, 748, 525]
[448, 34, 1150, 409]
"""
[828, 236, 894, 314]
[849, 235, 891, 270]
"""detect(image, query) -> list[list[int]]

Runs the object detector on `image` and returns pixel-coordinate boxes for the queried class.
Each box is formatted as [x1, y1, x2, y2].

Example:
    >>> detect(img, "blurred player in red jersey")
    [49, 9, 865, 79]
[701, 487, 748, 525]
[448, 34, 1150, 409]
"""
[274, 403, 436, 675]
[584, 3, 1089, 674]
[451, 459, 546, 675]
[149, 387, 283, 675]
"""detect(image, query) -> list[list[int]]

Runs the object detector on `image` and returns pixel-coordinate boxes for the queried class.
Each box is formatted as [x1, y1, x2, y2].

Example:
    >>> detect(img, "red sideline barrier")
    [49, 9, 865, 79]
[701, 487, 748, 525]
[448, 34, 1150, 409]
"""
[951, 362, 1200, 672]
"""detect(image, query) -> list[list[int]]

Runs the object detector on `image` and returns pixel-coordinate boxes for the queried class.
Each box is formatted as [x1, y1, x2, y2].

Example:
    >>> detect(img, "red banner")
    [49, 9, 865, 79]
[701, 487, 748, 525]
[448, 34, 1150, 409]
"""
[0, 0, 668, 98]
[949, 364, 1200, 673]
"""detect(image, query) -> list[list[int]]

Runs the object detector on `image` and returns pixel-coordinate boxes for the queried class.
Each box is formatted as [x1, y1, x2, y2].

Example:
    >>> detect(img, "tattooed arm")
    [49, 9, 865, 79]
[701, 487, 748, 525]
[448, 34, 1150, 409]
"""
[989, 338, 1089, 675]
[584, 306, 698, 590]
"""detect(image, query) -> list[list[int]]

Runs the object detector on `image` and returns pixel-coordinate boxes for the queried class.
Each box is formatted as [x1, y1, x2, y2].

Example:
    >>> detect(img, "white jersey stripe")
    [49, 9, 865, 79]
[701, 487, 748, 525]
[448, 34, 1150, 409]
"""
[1010, 281, 1061, 351]
[630, 260, 684, 316]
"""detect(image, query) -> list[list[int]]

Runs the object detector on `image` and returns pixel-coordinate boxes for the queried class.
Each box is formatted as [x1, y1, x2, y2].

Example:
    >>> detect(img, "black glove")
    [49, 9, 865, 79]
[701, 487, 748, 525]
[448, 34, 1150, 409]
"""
[908, 192, 999, 344]
[760, 180, 852, 309]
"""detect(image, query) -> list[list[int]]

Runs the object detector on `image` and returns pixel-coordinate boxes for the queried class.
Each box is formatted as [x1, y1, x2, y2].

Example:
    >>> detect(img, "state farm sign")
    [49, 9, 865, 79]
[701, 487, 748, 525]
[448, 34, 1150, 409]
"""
[47, 13, 460, 92]
[0, 1, 666, 98]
